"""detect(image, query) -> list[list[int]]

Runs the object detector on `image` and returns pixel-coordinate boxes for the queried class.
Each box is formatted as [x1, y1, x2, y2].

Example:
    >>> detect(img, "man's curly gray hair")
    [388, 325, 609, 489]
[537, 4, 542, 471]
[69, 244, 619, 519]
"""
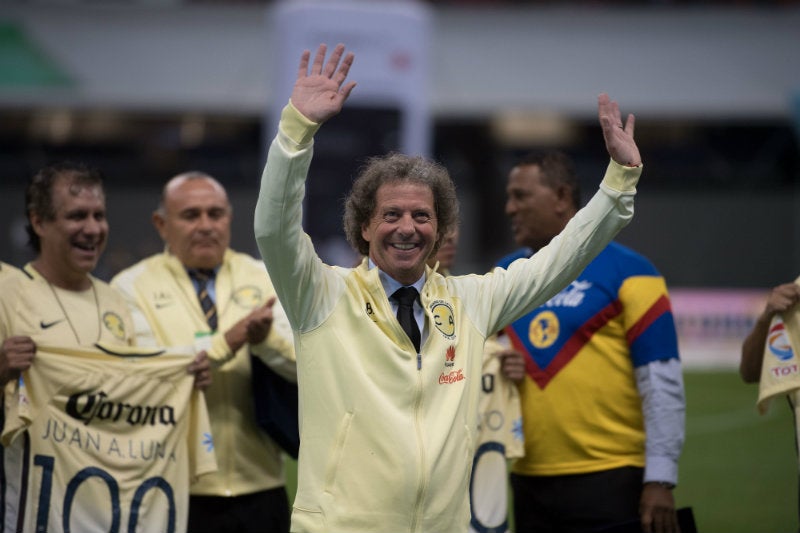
[343, 152, 460, 257]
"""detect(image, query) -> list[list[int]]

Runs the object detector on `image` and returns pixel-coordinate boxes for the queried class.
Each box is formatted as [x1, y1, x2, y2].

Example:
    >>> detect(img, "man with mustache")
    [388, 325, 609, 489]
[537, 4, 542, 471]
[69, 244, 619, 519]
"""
[111, 171, 297, 533]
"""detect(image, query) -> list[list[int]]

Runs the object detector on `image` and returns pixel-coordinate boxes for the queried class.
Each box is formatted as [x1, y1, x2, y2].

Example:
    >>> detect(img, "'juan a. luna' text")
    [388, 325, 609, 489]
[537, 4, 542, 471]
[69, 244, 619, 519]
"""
[40, 418, 177, 462]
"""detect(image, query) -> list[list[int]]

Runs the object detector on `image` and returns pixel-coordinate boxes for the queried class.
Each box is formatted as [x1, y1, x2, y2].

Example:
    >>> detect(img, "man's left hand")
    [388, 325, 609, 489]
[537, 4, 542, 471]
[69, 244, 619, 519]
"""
[188, 350, 212, 390]
[598, 93, 641, 168]
[497, 349, 526, 384]
[640, 482, 679, 533]
[244, 297, 276, 345]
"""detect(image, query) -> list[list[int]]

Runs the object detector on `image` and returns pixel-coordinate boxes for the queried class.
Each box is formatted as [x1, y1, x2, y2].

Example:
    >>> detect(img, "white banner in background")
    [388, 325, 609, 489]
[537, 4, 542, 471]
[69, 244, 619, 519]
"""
[268, 0, 432, 157]
[670, 288, 767, 369]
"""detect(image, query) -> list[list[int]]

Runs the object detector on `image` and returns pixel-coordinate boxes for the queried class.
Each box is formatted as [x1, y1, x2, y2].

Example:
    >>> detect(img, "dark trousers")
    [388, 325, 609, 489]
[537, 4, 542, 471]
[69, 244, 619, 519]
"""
[511, 466, 643, 533]
[187, 486, 290, 533]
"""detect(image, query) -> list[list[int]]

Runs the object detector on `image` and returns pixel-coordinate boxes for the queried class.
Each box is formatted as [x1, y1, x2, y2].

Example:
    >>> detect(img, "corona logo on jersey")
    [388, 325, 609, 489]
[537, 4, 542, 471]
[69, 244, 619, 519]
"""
[102, 311, 126, 340]
[232, 285, 262, 308]
[768, 319, 794, 361]
[528, 310, 559, 349]
[66, 390, 177, 427]
[430, 300, 455, 338]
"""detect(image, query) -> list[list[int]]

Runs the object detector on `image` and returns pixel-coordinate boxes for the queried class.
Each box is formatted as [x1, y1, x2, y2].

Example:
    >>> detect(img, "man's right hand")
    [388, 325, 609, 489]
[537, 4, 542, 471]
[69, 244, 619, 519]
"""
[497, 348, 527, 384]
[598, 93, 641, 168]
[763, 282, 800, 319]
[0, 336, 36, 385]
[291, 43, 356, 124]
[224, 298, 277, 354]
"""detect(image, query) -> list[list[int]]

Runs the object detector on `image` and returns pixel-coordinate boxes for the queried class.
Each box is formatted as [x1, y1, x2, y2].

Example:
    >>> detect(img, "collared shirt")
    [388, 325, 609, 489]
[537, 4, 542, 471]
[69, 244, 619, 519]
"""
[187, 266, 221, 303]
[369, 258, 427, 349]
[111, 249, 295, 497]
[253, 101, 640, 532]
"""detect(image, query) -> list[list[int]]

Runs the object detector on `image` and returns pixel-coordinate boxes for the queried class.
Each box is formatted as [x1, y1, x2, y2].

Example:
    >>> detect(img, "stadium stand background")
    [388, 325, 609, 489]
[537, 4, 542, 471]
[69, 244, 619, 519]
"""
[1, 0, 798, 290]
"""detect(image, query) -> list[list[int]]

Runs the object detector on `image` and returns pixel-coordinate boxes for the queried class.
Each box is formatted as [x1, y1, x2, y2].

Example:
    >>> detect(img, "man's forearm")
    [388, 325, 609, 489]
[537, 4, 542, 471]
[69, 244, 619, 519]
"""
[638, 359, 685, 485]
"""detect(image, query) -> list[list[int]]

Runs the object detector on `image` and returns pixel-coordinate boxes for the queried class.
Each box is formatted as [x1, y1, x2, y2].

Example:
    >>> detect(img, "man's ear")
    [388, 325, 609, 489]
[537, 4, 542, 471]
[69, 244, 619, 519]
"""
[29, 211, 45, 238]
[554, 184, 573, 214]
[152, 211, 168, 241]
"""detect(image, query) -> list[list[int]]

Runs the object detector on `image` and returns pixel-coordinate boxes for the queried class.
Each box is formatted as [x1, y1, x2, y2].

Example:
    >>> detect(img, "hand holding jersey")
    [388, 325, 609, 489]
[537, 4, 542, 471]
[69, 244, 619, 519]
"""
[2, 343, 216, 533]
[0, 336, 36, 386]
[740, 281, 800, 383]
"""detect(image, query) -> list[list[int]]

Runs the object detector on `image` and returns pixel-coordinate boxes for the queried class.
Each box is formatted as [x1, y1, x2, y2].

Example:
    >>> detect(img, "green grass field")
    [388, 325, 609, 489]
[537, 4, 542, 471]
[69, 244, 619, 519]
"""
[677, 370, 797, 533]
[283, 370, 798, 532]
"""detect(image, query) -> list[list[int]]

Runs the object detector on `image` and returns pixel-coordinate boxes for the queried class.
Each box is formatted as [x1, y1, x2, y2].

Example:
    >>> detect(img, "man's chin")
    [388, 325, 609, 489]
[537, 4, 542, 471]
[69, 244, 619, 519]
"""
[72, 260, 98, 276]
[71, 250, 101, 270]
[388, 263, 426, 284]
[188, 256, 223, 270]
[393, 256, 424, 271]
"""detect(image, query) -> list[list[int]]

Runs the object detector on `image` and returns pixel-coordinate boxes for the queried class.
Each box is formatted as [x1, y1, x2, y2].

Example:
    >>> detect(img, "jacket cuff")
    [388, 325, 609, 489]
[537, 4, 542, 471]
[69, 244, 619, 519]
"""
[644, 454, 679, 486]
[602, 159, 641, 194]
[207, 331, 235, 365]
[280, 101, 321, 147]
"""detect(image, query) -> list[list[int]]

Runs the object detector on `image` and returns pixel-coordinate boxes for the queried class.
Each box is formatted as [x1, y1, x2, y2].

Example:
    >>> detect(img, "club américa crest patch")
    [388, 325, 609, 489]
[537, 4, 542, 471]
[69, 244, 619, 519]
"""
[232, 285, 263, 308]
[102, 312, 126, 340]
[429, 300, 456, 339]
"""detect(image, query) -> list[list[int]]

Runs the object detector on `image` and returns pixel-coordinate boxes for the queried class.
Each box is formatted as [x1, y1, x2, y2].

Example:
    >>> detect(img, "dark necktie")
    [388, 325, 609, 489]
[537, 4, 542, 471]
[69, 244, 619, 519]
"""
[392, 286, 420, 353]
[189, 269, 218, 331]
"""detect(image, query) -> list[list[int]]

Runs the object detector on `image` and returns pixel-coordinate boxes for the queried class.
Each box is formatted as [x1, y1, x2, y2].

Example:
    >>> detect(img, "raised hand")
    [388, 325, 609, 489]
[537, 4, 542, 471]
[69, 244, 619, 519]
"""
[291, 43, 356, 124]
[598, 93, 641, 168]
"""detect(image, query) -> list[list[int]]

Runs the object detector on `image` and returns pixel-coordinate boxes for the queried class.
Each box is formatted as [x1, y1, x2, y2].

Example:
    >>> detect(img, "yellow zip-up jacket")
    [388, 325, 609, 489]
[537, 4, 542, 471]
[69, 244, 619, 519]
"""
[111, 249, 296, 496]
[254, 103, 640, 533]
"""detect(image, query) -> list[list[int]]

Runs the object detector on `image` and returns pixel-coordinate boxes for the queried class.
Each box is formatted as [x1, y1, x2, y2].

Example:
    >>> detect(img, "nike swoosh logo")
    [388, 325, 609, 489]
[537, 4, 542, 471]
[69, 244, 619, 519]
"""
[155, 302, 173, 309]
[40, 319, 65, 329]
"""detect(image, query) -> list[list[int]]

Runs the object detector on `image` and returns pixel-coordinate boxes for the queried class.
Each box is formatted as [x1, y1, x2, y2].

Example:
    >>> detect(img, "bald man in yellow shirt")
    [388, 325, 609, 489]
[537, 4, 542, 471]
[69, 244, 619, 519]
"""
[112, 171, 296, 533]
